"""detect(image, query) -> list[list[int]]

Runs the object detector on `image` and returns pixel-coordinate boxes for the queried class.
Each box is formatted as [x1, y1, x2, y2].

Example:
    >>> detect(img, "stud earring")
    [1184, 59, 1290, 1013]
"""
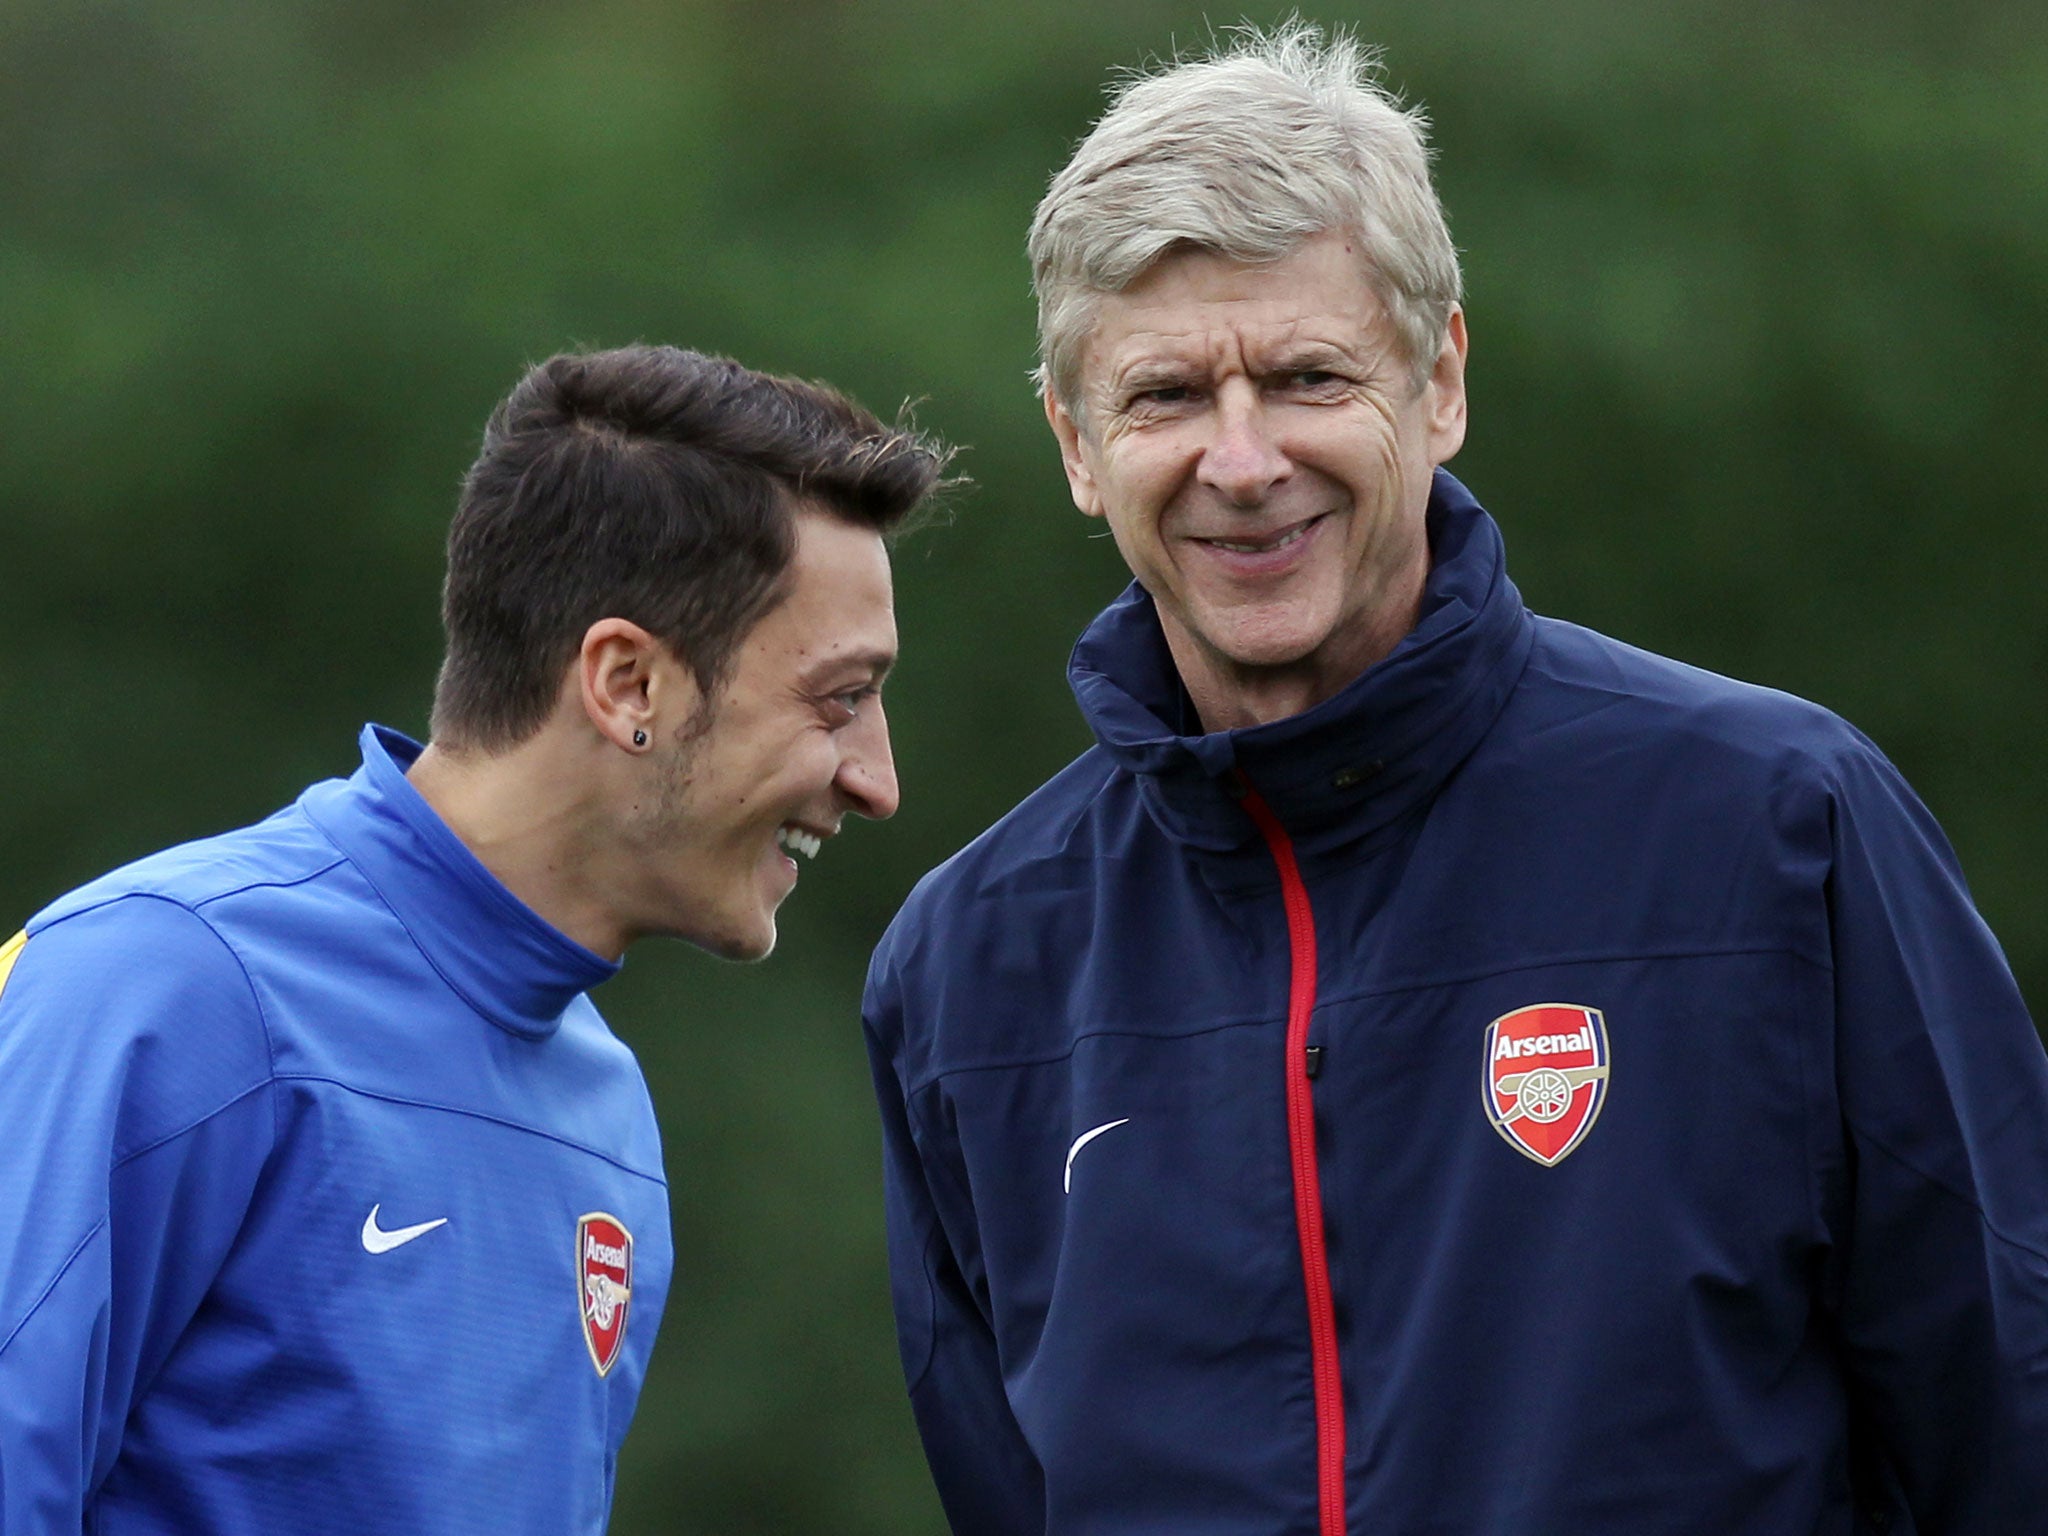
[632, 729, 648, 748]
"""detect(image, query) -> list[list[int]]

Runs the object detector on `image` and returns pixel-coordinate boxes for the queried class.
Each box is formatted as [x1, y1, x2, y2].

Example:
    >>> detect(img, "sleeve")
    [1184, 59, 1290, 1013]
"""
[862, 951, 1045, 1536]
[1819, 742, 2048, 1528]
[0, 898, 274, 1528]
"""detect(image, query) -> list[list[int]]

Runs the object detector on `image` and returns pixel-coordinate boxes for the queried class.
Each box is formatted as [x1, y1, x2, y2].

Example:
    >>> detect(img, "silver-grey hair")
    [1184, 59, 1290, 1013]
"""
[1029, 22, 1462, 421]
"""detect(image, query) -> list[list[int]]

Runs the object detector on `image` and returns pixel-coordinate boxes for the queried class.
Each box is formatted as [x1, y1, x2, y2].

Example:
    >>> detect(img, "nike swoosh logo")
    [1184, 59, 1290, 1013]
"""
[361, 1204, 449, 1254]
[1064, 1118, 1131, 1193]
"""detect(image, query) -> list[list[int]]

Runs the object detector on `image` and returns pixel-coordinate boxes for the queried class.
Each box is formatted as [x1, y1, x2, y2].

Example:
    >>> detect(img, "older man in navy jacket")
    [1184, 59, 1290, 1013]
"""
[864, 24, 2048, 1536]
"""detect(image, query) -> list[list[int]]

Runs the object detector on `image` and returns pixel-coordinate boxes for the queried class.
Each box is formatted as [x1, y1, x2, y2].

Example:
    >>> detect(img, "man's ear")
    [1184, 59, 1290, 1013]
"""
[576, 619, 702, 753]
[1425, 306, 1470, 467]
[1044, 389, 1106, 520]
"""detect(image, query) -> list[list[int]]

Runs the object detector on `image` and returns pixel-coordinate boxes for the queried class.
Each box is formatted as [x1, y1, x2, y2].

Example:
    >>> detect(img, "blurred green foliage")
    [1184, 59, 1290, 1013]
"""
[3, 1, 2043, 1530]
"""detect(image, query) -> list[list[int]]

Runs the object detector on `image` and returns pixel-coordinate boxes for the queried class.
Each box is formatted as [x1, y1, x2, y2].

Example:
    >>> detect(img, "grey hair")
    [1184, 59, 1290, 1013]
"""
[1029, 22, 1462, 420]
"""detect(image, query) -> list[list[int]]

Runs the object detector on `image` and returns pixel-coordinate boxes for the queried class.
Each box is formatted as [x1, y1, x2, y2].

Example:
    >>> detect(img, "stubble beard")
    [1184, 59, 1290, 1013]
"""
[647, 694, 718, 841]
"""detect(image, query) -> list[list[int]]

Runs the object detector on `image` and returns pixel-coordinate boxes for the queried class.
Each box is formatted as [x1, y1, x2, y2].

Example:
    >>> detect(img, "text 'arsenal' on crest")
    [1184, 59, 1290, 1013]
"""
[577, 1212, 634, 1377]
[1482, 1004, 1610, 1166]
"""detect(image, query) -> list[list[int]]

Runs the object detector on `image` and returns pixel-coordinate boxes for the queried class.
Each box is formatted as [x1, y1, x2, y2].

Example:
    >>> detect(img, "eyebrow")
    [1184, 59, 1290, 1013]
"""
[1109, 340, 1364, 398]
[799, 647, 896, 688]
[1107, 362, 1192, 398]
[1273, 341, 1352, 368]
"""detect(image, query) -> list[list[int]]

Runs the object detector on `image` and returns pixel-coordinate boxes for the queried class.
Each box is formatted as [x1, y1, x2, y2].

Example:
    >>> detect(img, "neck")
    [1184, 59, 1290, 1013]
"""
[406, 731, 630, 960]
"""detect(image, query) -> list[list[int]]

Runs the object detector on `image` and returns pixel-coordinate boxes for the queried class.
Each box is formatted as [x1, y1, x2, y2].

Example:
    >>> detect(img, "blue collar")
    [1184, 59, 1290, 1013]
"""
[299, 725, 620, 1039]
[1069, 470, 1536, 860]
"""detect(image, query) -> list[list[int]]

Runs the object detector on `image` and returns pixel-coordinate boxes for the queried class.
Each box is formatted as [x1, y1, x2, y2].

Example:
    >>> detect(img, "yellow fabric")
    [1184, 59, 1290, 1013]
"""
[0, 929, 25, 999]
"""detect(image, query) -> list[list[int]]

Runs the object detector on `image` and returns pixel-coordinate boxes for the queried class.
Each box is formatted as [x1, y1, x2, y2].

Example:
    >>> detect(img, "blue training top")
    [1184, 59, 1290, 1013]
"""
[0, 725, 671, 1534]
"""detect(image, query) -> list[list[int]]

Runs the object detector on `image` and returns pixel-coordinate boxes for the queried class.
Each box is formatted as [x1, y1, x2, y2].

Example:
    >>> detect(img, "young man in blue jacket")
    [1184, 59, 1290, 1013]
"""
[0, 344, 943, 1532]
[864, 26, 2048, 1535]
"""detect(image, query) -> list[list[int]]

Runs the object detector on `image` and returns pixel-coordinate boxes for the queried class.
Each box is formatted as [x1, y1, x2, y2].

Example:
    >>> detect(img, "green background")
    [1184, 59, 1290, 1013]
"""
[3, 2, 2042, 1530]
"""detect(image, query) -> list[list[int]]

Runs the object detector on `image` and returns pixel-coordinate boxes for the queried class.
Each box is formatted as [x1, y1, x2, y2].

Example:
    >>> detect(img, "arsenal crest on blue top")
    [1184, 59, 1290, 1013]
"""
[578, 1213, 634, 1376]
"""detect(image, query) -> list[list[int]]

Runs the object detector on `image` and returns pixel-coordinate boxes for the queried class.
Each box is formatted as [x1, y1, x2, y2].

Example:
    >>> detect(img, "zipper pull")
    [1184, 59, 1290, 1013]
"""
[1304, 1044, 1324, 1080]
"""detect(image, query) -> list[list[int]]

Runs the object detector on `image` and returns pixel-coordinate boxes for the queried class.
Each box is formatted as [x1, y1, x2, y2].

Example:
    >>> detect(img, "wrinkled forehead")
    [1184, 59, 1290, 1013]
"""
[1073, 236, 1400, 388]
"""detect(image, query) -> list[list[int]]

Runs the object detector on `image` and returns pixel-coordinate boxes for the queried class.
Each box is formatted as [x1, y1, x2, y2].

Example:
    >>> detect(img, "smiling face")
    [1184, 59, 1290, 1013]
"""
[1048, 232, 1468, 729]
[638, 508, 900, 960]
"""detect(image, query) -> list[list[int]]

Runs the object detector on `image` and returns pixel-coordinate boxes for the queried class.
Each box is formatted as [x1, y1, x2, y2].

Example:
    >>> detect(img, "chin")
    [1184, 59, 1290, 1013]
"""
[710, 925, 778, 964]
[1192, 601, 1340, 669]
[1208, 623, 1333, 671]
[678, 909, 779, 963]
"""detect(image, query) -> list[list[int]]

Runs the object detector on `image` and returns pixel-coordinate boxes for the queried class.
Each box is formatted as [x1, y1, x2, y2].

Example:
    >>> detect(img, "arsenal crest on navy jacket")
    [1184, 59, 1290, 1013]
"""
[864, 473, 2048, 1535]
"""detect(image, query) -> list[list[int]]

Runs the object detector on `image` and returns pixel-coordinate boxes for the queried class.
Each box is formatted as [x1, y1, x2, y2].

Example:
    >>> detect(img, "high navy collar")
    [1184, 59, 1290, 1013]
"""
[1068, 470, 1536, 860]
[299, 725, 620, 1039]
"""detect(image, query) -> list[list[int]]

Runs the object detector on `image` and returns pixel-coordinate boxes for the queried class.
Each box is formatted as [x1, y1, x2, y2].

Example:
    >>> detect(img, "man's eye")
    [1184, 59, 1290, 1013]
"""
[1289, 370, 1341, 389]
[1128, 384, 1193, 409]
[827, 686, 879, 722]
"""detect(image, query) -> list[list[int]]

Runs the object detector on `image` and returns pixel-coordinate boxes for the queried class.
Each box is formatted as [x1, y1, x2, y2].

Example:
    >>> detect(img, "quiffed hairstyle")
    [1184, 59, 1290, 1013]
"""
[430, 345, 949, 751]
[1029, 22, 1462, 418]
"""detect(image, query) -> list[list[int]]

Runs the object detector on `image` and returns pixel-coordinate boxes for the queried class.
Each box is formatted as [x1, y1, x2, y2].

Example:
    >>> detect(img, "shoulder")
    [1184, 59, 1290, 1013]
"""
[32, 803, 348, 934]
[4, 891, 274, 1164]
[1514, 616, 1886, 792]
[544, 1000, 668, 1186]
[1490, 618, 1939, 941]
[27, 804, 363, 1015]
[21, 875, 260, 1021]
[3, 807, 344, 1144]
[871, 746, 1124, 987]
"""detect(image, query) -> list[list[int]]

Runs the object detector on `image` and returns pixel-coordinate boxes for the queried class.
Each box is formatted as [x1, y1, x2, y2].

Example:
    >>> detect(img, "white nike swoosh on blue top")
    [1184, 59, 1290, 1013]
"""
[361, 1204, 449, 1254]
[1064, 1118, 1131, 1193]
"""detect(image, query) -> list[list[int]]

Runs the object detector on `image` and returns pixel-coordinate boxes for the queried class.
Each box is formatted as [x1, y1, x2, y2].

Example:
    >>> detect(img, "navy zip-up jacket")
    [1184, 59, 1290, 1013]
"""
[864, 474, 2048, 1535]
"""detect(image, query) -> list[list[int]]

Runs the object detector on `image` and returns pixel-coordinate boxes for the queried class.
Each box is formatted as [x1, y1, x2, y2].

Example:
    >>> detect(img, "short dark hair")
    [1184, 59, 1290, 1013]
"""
[430, 345, 950, 751]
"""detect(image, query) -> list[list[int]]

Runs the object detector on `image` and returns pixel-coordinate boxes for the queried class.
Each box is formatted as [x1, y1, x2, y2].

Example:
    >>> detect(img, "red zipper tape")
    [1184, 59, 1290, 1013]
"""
[1241, 783, 1346, 1536]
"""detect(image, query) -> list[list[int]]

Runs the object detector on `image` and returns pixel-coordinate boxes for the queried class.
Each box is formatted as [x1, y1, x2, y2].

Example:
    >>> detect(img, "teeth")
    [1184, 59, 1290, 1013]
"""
[1211, 521, 1313, 554]
[776, 826, 822, 861]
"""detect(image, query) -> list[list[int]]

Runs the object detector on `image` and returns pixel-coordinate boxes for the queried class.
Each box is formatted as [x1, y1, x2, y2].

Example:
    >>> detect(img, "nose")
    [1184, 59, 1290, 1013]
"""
[1196, 381, 1292, 507]
[837, 700, 901, 821]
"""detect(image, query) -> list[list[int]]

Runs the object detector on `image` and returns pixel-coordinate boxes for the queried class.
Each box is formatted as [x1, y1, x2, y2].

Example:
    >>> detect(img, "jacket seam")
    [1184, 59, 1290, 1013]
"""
[1847, 1119, 2048, 1268]
[4, 892, 287, 1368]
[111, 1078, 275, 1170]
[1796, 977, 1826, 1263]
[186, 888, 299, 1147]
[903, 943, 1828, 1093]
[272, 1074, 668, 1187]
[0, 1218, 106, 1362]
[38, 861, 346, 934]
[905, 1220, 944, 1394]
[1309, 942, 1831, 1011]
[35, 892, 288, 1161]
[902, 1086, 989, 1295]
[906, 1013, 1267, 1096]
[185, 858, 349, 909]
[42, 884, 321, 1073]
[900, 1085, 1003, 1360]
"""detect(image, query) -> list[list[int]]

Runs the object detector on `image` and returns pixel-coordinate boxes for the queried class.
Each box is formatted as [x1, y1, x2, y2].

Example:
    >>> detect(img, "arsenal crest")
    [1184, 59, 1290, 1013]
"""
[1483, 1004, 1610, 1166]
[577, 1213, 634, 1377]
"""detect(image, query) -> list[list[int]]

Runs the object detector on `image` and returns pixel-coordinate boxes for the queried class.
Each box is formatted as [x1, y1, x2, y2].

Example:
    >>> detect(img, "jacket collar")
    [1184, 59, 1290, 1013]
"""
[1068, 470, 1534, 859]
[300, 724, 620, 1039]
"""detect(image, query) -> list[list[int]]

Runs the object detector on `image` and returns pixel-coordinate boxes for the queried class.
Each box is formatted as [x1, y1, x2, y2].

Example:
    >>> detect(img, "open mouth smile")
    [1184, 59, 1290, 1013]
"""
[1192, 513, 1328, 559]
[776, 825, 824, 861]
